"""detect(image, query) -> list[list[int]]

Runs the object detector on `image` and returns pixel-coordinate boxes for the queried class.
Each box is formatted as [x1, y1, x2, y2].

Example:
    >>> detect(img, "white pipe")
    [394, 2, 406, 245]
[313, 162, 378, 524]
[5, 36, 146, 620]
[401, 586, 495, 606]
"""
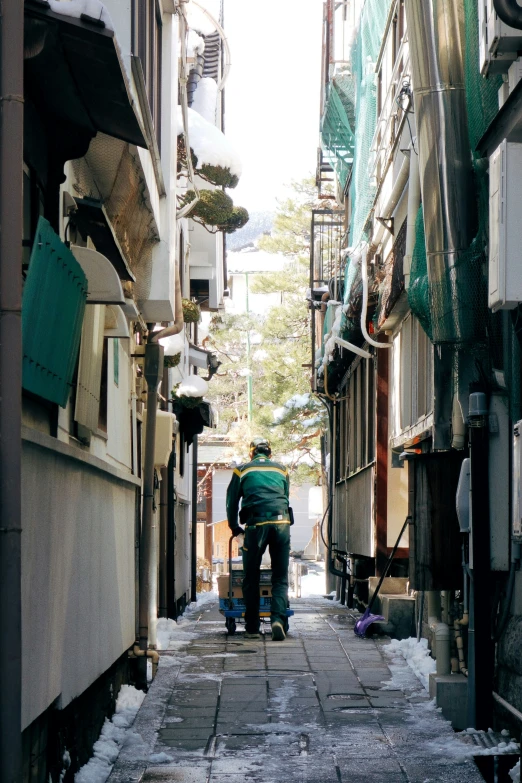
[370, 153, 410, 250]
[360, 246, 392, 349]
[191, 1, 231, 90]
[435, 622, 451, 675]
[451, 393, 466, 450]
[334, 336, 372, 360]
[403, 143, 420, 290]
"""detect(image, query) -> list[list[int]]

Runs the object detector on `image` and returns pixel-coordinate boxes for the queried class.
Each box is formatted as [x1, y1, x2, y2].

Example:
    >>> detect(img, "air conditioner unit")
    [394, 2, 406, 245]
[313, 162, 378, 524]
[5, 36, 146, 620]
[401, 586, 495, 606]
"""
[480, 0, 521, 75]
[142, 409, 176, 468]
[488, 140, 522, 311]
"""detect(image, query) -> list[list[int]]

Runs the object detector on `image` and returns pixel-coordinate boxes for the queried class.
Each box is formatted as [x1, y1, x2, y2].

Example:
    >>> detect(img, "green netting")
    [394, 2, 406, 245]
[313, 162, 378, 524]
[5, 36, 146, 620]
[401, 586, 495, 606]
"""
[408, 206, 432, 339]
[347, 0, 391, 250]
[408, 0, 502, 346]
[463, 0, 503, 150]
[339, 0, 391, 331]
[320, 79, 355, 191]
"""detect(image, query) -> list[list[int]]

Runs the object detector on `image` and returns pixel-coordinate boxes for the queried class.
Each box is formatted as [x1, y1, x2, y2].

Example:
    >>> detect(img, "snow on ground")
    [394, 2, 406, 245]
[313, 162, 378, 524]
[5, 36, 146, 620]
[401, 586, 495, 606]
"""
[74, 685, 145, 783]
[75, 592, 218, 782]
[383, 636, 436, 690]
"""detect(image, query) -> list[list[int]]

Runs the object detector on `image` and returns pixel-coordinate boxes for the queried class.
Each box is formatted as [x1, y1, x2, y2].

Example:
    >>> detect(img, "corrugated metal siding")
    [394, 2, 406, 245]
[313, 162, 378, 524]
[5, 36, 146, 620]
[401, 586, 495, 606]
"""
[335, 465, 374, 557]
[22, 217, 87, 407]
[75, 304, 105, 432]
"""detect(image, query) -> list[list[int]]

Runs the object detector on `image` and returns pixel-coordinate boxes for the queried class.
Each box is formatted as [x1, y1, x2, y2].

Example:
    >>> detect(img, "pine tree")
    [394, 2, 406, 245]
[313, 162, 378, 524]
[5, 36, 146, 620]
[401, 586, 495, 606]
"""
[205, 178, 334, 482]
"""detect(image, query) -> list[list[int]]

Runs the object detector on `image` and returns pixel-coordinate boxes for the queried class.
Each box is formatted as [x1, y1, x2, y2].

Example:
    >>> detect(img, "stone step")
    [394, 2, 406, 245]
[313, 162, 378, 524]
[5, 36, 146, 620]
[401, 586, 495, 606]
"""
[371, 593, 416, 640]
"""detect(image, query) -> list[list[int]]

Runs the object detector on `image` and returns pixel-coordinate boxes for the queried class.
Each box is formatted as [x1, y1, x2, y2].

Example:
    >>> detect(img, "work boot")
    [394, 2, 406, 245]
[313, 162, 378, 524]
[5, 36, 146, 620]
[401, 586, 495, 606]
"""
[244, 631, 261, 640]
[271, 621, 285, 641]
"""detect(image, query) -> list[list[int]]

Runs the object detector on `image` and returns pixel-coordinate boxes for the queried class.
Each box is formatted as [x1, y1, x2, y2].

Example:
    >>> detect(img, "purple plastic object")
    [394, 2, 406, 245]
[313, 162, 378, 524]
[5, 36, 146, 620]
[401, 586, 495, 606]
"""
[354, 607, 385, 637]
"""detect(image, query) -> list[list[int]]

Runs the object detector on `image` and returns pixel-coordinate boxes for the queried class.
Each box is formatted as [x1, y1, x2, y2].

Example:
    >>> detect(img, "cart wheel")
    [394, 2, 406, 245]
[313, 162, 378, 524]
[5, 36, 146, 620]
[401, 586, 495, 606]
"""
[225, 617, 236, 635]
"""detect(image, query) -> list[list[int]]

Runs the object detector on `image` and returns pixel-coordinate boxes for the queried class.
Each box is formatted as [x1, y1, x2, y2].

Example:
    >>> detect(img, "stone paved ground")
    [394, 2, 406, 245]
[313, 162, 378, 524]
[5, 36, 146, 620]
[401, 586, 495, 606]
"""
[109, 597, 486, 783]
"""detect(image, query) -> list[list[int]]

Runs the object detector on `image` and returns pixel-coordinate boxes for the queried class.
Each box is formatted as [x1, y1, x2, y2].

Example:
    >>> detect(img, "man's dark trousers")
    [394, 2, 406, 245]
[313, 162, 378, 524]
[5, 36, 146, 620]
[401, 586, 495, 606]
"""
[242, 522, 290, 634]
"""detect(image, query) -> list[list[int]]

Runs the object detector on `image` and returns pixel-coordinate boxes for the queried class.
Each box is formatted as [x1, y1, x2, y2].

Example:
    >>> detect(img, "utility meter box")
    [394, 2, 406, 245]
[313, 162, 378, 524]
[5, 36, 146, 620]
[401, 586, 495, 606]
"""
[142, 409, 176, 468]
[489, 140, 522, 311]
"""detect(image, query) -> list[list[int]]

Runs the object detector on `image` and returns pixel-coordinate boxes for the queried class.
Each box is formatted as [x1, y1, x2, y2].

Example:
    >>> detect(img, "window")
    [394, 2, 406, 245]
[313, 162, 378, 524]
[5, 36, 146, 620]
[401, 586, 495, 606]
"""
[392, 314, 433, 436]
[337, 356, 376, 480]
[132, 0, 162, 145]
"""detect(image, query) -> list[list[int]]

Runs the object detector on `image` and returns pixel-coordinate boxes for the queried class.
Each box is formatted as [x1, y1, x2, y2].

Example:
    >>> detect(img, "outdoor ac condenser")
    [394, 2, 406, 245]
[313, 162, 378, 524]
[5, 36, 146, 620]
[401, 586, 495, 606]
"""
[479, 0, 522, 74]
[488, 140, 522, 311]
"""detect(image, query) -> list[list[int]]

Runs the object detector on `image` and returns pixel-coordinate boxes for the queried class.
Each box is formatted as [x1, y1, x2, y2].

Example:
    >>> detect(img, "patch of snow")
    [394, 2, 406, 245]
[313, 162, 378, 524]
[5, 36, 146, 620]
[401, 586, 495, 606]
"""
[176, 375, 208, 398]
[186, 2, 219, 36]
[74, 685, 145, 783]
[322, 304, 344, 368]
[177, 106, 242, 177]
[159, 332, 185, 357]
[48, 0, 113, 30]
[510, 759, 520, 782]
[187, 29, 205, 58]
[59, 750, 71, 783]
[382, 637, 436, 690]
[149, 752, 174, 764]
[192, 77, 218, 125]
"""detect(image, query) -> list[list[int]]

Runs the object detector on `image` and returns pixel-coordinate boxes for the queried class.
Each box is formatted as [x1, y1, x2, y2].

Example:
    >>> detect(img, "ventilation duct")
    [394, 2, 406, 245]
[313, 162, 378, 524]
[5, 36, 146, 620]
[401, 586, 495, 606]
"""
[404, 0, 477, 343]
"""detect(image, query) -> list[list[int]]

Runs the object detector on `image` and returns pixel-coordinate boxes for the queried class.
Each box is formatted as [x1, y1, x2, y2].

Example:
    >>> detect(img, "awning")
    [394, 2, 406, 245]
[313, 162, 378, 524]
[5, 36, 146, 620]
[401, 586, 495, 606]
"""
[73, 198, 135, 282]
[24, 0, 147, 149]
[71, 245, 125, 304]
[104, 305, 130, 339]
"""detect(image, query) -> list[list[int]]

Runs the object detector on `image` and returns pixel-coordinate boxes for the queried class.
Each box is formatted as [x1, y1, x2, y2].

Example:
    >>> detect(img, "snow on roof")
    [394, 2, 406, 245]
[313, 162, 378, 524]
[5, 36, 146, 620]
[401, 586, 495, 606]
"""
[176, 375, 209, 398]
[48, 0, 114, 31]
[177, 106, 242, 178]
[192, 77, 218, 125]
[187, 0, 221, 36]
[187, 29, 205, 58]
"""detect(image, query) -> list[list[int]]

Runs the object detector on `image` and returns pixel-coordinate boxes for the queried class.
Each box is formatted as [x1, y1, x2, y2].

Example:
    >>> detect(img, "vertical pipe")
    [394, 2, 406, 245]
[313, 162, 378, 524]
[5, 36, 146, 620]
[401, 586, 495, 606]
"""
[191, 434, 198, 604]
[138, 342, 164, 688]
[166, 450, 177, 618]
[0, 1, 23, 779]
[158, 466, 168, 618]
[158, 371, 169, 617]
[376, 339, 389, 575]
[468, 413, 493, 728]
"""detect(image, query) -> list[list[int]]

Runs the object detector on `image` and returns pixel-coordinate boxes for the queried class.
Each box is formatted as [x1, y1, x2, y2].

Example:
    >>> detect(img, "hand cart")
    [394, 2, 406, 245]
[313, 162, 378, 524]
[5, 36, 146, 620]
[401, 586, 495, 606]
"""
[219, 535, 294, 635]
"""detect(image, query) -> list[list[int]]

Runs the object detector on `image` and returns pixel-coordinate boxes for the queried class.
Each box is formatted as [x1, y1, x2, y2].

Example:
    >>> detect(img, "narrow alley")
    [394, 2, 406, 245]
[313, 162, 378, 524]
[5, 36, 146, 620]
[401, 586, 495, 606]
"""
[108, 597, 487, 783]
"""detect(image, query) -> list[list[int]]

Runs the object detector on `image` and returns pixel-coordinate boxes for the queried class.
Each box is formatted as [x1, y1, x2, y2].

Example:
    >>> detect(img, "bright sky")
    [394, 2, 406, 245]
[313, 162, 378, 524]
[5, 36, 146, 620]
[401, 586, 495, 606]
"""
[224, 0, 324, 213]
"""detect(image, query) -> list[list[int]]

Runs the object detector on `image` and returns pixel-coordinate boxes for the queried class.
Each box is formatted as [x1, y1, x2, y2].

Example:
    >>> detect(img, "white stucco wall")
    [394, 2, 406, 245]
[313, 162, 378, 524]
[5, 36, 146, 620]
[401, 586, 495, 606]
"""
[21, 432, 139, 730]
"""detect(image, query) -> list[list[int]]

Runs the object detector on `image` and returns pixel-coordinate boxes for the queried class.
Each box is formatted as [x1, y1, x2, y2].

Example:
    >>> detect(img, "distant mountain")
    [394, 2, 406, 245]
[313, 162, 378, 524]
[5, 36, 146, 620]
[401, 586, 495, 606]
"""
[226, 210, 274, 251]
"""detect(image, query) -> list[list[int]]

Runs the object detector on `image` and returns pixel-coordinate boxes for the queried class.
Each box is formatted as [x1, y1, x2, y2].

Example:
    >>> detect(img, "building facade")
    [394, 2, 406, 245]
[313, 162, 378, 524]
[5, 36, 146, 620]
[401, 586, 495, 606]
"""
[313, 0, 522, 732]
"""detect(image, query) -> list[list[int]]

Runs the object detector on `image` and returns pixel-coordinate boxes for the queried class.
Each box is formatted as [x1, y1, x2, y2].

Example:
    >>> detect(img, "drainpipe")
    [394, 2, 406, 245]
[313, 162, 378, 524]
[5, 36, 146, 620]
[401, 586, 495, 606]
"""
[404, 0, 476, 343]
[467, 391, 493, 728]
[493, 0, 522, 28]
[0, 1, 23, 780]
[403, 144, 420, 291]
[191, 431, 198, 604]
[137, 342, 164, 689]
[166, 450, 177, 618]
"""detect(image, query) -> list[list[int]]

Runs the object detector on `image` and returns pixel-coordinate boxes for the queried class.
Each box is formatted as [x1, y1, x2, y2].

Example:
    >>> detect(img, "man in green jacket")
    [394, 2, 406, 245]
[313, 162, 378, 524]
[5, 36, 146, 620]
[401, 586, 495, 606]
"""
[227, 437, 291, 641]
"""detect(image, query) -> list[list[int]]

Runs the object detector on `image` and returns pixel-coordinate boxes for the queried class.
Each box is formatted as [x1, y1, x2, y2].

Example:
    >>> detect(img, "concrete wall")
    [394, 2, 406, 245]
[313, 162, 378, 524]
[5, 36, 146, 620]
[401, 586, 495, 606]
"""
[21, 430, 139, 730]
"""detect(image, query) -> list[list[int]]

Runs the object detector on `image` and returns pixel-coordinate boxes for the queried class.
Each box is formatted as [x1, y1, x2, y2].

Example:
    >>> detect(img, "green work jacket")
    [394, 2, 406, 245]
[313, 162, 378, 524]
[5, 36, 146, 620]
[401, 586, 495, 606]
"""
[226, 455, 290, 530]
